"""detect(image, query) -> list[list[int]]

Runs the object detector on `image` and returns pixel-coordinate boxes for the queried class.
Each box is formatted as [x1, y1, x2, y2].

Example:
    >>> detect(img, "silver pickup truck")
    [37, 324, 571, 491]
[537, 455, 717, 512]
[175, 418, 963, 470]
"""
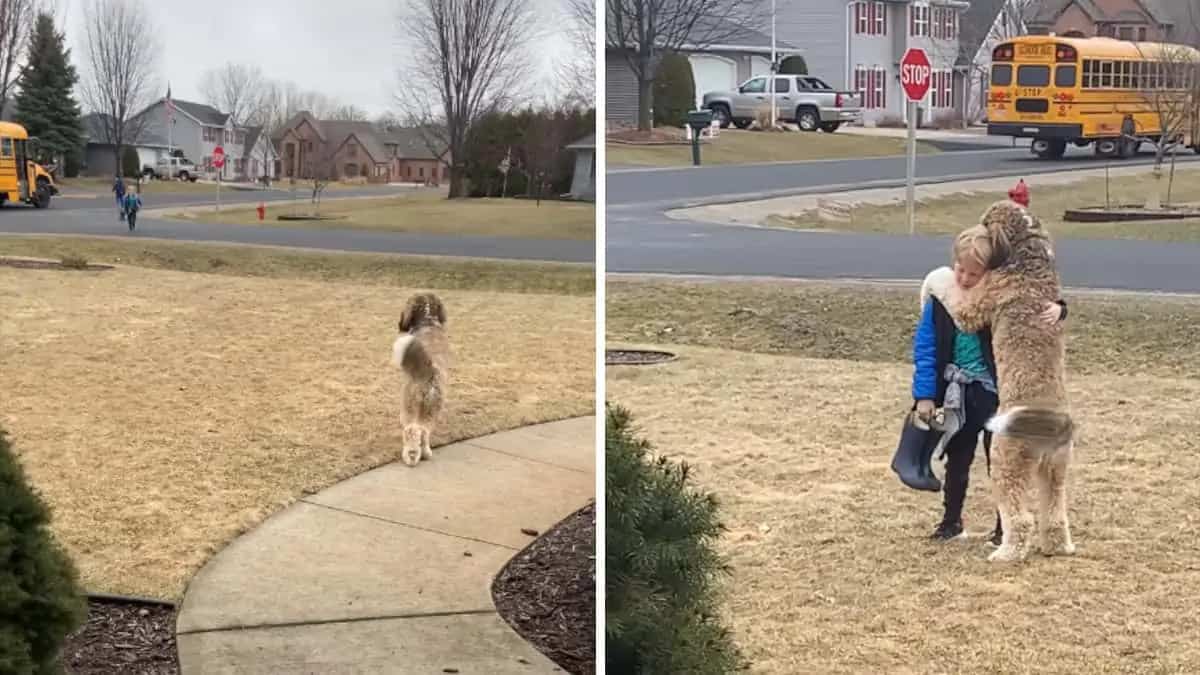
[702, 74, 862, 132]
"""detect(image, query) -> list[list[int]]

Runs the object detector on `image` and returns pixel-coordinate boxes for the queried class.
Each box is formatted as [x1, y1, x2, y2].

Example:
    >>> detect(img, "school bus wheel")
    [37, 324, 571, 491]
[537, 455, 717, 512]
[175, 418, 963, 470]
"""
[1032, 139, 1067, 159]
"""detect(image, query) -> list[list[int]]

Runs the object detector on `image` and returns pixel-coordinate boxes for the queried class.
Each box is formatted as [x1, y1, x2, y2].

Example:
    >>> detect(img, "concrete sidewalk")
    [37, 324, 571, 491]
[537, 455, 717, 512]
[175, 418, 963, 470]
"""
[175, 416, 595, 674]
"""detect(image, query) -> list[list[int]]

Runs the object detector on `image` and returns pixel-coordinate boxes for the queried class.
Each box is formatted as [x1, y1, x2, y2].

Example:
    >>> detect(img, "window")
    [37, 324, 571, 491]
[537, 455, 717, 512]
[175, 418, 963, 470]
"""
[773, 78, 790, 93]
[933, 70, 954, 107]
[1100, 61, 1114, 88]
[741, 77, 766, 94]
[857, 66, 887, 109]
[992, 64, 1013, 86]
[854, 2, 886, 36]
[1017, 65, 1051, 87]
[1055, 65, 1077, 88]
[910, 3, 929, 37]
[1119, 26, 1134, 41]
[1138, 27, 1147, 41]
[874, 66, 886, 109]
[418, 167, 424, 177]
[0, 137, 10, 157]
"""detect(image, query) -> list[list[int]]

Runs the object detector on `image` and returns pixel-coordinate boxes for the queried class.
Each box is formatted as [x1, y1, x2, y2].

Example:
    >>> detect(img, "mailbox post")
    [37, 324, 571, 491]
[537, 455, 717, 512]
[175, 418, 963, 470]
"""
[686, 110, 714, 166]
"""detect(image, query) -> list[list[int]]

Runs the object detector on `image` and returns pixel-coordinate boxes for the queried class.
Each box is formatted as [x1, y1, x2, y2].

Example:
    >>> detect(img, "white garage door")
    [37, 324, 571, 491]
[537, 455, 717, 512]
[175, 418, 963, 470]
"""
[689, 54, 737, 109]
[750, 55, 772, 78]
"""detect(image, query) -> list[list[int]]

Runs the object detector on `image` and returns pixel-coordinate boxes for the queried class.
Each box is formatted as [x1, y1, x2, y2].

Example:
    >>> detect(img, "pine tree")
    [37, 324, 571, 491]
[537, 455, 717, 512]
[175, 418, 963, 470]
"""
[0, 427, 87, 673]
[605, 404, 745, 674]
[13, 12, 83, 167]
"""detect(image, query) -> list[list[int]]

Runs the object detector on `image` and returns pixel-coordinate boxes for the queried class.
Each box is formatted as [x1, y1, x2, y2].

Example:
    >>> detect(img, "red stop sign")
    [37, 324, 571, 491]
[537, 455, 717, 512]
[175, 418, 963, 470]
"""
[213, 145, 226, 169]
[900, 48, 932, 102]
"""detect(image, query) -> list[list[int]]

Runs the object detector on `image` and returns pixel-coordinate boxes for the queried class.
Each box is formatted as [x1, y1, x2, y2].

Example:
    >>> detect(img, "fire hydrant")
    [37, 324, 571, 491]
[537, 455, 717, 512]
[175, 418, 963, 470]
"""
[256, 202, 265, 221]
[1009, 179, 1030, 208]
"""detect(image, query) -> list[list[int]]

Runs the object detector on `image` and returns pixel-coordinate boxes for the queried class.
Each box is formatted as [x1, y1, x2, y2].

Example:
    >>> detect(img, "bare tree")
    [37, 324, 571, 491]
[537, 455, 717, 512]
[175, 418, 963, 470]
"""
[0, 0, 37, 117]
[955, 0, 1036, 124]
[328, 103, 368, 121]
[607, 0, 763, 131]
[397, 0, 534, 198]
[555, 0, 595, 108]
[1130, 40, 1200, 208]
[199, 62, 267, 125]
[78, 0, 158, 171]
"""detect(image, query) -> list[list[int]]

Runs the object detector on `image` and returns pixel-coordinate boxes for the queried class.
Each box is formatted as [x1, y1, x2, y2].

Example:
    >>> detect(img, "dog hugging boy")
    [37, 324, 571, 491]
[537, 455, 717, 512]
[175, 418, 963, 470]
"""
[891, 222, 1067, 544]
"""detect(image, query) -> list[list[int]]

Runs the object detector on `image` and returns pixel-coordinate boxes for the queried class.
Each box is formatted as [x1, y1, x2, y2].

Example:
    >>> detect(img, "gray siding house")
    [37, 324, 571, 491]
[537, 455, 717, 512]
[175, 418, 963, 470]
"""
[80, 113, 171, 177]
[773, 0, 970, 125]
[136, 98, 248, 180]
[606, 19, 801, 127]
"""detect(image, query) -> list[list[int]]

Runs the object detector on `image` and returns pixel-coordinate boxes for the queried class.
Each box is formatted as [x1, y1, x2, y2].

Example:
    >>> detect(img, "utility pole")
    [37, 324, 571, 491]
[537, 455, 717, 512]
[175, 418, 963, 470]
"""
[770, 0, 777, 130]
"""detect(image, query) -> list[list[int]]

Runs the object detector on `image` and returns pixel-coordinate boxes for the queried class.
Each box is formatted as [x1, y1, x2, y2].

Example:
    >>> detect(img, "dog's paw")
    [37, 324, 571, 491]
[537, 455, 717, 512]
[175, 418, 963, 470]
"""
[1041, 539, 1076, 557]
[987, 545, 1025, 563]
[401, 451, 421, 467]
[421, 446, 433, 460]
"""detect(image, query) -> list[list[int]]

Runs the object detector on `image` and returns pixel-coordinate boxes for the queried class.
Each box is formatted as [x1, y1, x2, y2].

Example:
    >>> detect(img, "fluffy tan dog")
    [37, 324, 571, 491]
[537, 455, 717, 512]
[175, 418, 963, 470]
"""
[946, 200, 1076, 563]
[391, 293, 449, 467]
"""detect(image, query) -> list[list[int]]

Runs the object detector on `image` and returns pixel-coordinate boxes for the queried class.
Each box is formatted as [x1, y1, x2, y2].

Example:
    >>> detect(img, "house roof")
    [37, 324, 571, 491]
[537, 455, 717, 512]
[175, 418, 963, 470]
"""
[1028, 0, 1174, 26]
[81, 112, 170, 147]
[243, 125, 272, 155]
[957, 0, 1008, 65]
[566, 133, 595, 150]
[321, 120, 389, 163]
[171, 99, 229, 126]
[606, 13, 796, 53]
[380, 127, 447, 160]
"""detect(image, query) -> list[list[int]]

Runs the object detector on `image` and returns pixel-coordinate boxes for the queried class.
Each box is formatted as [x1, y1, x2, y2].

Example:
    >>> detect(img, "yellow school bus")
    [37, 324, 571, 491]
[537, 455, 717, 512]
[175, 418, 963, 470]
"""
[0, 121, 57, 207]
[987, 35, 1200, 159]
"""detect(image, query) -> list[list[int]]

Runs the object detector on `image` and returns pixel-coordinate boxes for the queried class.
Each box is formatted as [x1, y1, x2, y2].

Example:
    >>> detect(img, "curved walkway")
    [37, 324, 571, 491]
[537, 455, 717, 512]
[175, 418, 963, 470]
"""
[175, 416, 595, 674]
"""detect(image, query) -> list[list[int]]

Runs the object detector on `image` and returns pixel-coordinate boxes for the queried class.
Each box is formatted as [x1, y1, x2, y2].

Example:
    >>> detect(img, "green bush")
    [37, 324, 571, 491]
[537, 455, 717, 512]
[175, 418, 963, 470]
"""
[0, 427, 87, 674]
[653, 52, 696, 128]
[605, 404, 744, 674]
[779, 55, 808, 75]
[121, 146, 140, 179]
[62, 149, 80, 178]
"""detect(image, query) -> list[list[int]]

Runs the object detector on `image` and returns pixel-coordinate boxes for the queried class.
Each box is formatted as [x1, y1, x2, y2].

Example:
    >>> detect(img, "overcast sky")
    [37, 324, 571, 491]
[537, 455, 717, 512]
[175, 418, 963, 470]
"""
[61, 0, 578, 118]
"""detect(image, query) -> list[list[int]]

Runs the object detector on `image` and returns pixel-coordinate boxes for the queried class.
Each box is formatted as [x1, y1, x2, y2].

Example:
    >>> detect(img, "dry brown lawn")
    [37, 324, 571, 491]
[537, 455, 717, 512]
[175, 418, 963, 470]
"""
[607, 129, 939, 167]
[771, 168, 1200, 241]
[606, 278, 1200, 674]
[0, 244, 593, 601]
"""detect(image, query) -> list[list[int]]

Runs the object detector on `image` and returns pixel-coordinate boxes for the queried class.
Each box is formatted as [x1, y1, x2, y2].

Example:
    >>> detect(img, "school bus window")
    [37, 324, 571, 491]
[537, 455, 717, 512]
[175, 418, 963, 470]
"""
[1017, 65, 1050, 87]
[1121, 61, 1133, 88]
[0, 138, 10, 157]
[992, 63, 1012, 86]
[1055, 65, 1077, 88]
[1100, 61, 1114, 88]
[1082, 60, 1096, 88]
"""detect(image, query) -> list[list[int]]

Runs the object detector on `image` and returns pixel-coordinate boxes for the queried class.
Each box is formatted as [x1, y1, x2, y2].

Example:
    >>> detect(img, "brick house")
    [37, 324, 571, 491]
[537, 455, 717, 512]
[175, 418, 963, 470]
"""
[1025, 0, 1176, 42]
[380, 127, 450, 184]
[273, 113, 448, 184]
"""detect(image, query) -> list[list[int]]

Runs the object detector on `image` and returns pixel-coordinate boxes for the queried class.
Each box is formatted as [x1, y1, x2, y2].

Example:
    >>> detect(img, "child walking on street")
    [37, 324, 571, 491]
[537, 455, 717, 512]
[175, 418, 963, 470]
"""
[891, 224, 1068, 544]
[123, 189, 142, 231]
[113, 175, 126, 221]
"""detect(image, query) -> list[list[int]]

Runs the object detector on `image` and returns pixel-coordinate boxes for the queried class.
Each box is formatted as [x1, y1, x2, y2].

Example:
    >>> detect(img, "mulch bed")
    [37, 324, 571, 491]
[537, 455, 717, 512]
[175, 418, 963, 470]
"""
[607, 128, 691, 145]
[606, 349, 677, 366]
[493, 502, 595, 675]
[63, 598, 179, 674]
[0, 257, 113, 272]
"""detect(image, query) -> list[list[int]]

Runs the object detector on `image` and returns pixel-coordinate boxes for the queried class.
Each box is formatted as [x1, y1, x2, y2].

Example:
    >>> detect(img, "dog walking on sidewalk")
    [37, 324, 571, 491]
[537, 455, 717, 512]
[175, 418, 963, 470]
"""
[391, 293, 449, 468]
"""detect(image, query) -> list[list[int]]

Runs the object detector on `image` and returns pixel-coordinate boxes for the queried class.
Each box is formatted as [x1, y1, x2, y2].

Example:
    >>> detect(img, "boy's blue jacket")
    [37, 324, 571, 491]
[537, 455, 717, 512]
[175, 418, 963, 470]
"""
[911, 267, 997, 404]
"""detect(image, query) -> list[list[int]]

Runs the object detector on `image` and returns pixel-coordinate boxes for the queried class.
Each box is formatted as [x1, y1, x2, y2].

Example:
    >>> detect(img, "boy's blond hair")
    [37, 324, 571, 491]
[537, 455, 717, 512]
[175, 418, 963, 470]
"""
[952, 224, 992, 268]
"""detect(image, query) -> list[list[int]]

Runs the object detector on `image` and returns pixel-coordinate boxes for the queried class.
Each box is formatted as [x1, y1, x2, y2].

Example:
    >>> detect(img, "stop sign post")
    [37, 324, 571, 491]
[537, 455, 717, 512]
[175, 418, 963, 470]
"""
[900, 48, 932, 235]
[213, 145, 225, 212]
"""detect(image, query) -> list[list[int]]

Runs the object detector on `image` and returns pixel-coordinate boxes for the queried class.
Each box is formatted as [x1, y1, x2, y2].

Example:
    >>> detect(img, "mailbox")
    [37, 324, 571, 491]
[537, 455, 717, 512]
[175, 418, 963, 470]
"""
[686, 109, 714, 132]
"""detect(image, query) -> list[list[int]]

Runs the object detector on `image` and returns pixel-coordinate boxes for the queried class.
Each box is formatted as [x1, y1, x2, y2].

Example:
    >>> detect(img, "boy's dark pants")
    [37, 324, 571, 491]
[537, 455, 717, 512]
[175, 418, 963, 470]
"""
[940, 382, 999, 526]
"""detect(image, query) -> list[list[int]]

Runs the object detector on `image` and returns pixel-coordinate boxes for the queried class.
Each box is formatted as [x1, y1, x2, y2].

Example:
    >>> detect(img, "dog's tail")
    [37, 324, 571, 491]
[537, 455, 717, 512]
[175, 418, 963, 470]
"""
[392, 334, 436, 381]
[986, 406, 1074, 448]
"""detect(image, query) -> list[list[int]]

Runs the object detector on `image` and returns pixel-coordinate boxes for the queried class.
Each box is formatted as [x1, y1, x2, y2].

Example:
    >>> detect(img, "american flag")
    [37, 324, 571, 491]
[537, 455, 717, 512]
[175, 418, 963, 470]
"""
[166, 84, 174, 122]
